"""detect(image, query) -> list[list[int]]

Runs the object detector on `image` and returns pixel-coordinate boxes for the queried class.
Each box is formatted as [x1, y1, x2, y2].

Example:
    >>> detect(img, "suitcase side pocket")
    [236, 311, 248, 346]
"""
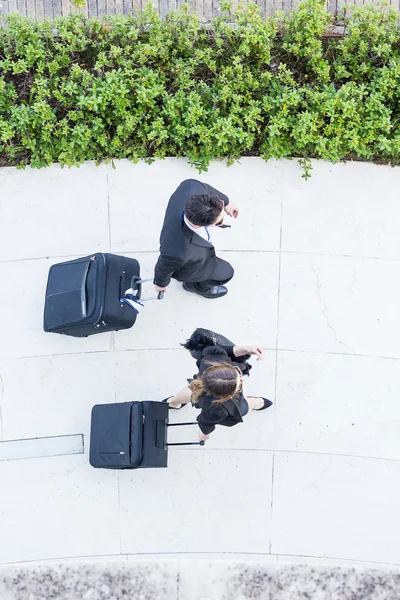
[90, 402, 136, 469]
[44, 257, 98, 331]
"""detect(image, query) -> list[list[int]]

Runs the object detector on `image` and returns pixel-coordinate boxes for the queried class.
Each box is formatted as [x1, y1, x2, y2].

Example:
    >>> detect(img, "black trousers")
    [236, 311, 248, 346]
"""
[192, 257, 234, 292]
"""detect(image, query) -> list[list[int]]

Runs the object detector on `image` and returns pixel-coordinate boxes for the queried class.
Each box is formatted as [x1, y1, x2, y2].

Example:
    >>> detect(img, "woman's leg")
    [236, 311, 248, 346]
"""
[245, 396, 265, 410]
[169, 385, 192, 408]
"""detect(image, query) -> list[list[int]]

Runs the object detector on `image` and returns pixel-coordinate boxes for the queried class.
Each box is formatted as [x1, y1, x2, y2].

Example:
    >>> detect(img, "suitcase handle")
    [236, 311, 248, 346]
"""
[166, 422, 206, 446]
[130, 276, 164, 301]
[155, 419, 166, 449]
[167, 441, 205, 446]
[167, 422, 199, 427]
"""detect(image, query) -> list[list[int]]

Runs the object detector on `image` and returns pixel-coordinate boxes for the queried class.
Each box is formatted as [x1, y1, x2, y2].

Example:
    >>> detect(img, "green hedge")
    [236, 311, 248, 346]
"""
[1, 0, 400, 174]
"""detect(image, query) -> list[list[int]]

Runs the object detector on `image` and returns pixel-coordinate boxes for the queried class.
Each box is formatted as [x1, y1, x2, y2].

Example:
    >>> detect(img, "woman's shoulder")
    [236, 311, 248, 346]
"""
[199, 347, 232, 375]
[200, 345, 231, 359]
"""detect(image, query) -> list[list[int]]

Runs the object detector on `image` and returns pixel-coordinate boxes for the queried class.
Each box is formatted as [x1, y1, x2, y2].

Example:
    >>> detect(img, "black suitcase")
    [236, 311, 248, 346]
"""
[43, 253, 161, 337]
[89, 401, 203, 469]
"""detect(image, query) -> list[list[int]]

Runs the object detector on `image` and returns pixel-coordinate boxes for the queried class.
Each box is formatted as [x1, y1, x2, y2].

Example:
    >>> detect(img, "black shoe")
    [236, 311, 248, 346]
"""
[162, 397, 187, 410]
[252, 397, 273, 411]
[182, 282, 228, 299]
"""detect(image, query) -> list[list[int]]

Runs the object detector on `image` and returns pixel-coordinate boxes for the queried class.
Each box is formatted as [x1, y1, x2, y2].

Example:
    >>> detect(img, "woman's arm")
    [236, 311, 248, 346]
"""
[204, 344, 264, 361]
[197, 405, 227, 437]
[198, 430, 211, 442]
[198, 344, 264, 367]
[232, 345, 264, 360]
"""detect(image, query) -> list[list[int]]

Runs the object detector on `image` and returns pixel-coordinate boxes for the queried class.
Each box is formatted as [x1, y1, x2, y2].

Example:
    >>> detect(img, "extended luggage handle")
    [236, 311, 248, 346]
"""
[130, 276, 164, 302]
[167, 421, 206, 446]
[119, 274, 164, 313]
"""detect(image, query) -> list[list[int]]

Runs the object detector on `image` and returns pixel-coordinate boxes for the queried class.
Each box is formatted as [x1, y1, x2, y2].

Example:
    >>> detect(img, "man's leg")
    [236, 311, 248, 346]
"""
[184, 258, 234, 296]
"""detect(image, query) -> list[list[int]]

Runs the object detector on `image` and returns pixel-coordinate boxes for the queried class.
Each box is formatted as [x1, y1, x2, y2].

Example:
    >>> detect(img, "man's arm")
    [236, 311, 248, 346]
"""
[154, 254, 186, 289]
[202, 182, 230, 207]
[202, 182, 239, 218]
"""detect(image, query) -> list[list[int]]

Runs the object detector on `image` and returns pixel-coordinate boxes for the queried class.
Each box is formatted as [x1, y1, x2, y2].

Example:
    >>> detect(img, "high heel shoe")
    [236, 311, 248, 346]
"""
[251, 397, 273, 411]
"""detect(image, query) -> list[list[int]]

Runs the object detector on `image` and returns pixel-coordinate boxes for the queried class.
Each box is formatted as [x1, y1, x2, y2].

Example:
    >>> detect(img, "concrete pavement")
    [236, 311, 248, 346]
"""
[0, 158, 400, 571]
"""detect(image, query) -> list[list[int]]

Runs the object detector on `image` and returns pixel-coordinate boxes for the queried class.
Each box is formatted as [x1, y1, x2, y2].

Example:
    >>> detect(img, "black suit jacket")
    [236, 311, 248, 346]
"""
[194, 346, 246, 435]
[154, 179, 229, 287]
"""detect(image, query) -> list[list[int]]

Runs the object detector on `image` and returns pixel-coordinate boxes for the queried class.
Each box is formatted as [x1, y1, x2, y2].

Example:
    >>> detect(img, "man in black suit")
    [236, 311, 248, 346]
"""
[154, 179, 239, 299]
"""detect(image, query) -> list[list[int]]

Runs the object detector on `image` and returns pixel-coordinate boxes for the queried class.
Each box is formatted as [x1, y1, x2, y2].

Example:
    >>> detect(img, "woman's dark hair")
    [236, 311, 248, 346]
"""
[181, 329, 253, 376]
[189, 362, 241, 404]
[184, 194, 224, 227]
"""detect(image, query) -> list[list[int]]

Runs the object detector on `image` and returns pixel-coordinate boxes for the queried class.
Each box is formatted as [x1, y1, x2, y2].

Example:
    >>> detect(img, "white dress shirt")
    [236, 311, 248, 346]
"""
[184, 215, 213, 245]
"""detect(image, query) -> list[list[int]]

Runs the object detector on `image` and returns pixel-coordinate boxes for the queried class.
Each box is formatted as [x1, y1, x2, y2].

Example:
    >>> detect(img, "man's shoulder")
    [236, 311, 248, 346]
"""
[164, 180, 208, 217]
[173, 179, 206, 197]
[179, 178, 204, 187]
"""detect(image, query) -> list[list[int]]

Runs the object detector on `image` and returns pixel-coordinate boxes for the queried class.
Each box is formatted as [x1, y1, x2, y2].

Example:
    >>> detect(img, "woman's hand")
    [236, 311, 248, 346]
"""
[235, 345, 264, 360]
[198, 430, 211, 442]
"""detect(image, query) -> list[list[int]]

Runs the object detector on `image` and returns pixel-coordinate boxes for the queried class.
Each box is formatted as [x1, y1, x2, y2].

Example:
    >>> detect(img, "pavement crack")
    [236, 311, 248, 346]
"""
[311, 265, 356, 354]
[347, 266, 359, 293]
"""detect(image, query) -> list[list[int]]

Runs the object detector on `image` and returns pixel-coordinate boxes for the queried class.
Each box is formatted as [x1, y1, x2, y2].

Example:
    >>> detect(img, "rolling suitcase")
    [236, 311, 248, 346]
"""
[43, 253, 162, 337]
[89, 401, 203, 469]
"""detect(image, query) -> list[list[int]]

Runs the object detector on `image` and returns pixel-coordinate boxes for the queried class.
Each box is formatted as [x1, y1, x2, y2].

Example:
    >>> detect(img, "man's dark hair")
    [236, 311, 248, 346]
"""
[184, 194, 224, 227]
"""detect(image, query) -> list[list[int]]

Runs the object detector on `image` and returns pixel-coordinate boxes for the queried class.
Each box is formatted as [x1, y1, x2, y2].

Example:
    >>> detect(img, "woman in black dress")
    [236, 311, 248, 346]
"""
[163, 329, 272, 442]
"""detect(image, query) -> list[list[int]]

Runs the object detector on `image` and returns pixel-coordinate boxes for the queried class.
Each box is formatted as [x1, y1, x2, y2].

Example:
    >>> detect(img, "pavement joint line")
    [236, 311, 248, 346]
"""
[0, 372, 3, 441]
[276, 348, 400, 361]
[273, 448, 400, 464]
[0, 349, 112, 362]
[281, 250, 400, 262]
[0, 250, 271, 264]
[0, 254, 95, 264]
[1, 347, 400, 363]
[269, 200, 284, 554]
[175, 447, 400, 466]
[2, 249, 400, 264]
[0, 433, 84, 461]
[2, 552, 400, 569]
[110, 331, 116, 353]
[0, 440, 395, 469]
[117, 474, 122, 554]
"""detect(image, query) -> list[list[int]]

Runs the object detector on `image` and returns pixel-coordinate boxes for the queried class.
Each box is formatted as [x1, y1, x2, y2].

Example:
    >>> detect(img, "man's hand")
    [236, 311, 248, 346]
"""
[198, 430, 211, 442]
[154, 285, 168, 293]
[224, 201, 239, 218]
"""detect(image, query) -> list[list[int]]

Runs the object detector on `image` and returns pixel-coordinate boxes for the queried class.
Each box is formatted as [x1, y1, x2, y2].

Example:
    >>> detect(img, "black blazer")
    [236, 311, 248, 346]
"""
[154, 179, 229, 287]
[194, 346, 247, 435]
